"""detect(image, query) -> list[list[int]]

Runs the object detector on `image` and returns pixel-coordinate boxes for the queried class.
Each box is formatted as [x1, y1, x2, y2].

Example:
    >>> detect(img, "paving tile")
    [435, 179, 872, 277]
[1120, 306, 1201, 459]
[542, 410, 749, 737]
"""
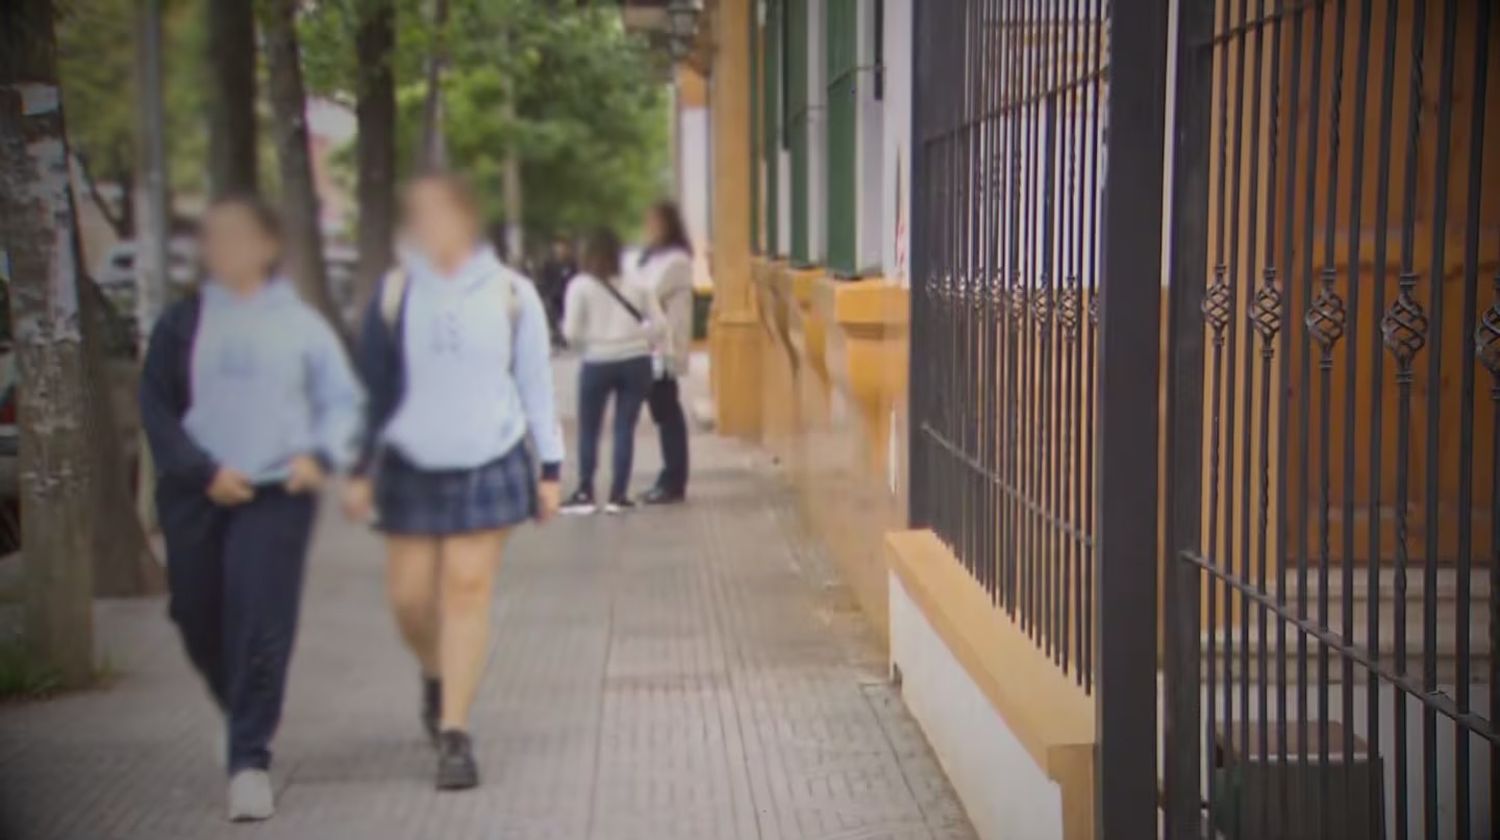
[0, 362, 975, 840]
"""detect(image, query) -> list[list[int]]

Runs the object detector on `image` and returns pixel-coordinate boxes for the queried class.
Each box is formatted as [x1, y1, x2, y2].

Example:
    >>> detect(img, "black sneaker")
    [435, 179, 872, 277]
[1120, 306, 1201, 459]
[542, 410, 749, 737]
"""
[436, 730, 479, 791]
[640, 486, 685, 506]
[559, 488, 597, 515]
[420, 676, 441, 746]
[604, 495, 636, 515]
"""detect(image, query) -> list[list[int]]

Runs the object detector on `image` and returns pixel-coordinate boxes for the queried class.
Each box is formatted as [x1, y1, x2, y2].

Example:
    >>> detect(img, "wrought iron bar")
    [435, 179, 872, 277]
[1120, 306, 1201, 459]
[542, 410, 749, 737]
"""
[1251, 2, 1287, 834]
[1452, 6, 1491, 835]
[1274, 0, 1308, 832]
[1383, 2, 1431, 833]
[1419, 1, 1458, 834]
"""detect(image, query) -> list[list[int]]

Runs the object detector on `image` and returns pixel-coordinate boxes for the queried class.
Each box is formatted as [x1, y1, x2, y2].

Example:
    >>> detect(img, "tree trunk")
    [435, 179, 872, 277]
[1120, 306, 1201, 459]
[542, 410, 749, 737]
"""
[0, 0, 96, 685]
[79, 278, 161, 597]
[502, 100, 523, 261]
[417, 0, 449, 170]
[262, 0, 341, 331]
[206, 0, 258, 197]
[134, 0, 170, 531]
[354, 0, 396, 307]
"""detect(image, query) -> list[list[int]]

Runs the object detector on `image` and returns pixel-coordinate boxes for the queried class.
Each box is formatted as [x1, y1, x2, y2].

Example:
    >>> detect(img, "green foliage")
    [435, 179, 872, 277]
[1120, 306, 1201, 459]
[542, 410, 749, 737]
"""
[53, 0, 669, 246]
[0, 640, 62, 700]
[55, 0, 213, 205]
[305, 0, 670, 247]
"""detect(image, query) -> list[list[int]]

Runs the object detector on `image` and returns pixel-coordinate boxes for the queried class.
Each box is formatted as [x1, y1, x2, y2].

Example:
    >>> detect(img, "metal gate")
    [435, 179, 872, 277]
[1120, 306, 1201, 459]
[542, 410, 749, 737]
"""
[1163, 1, 1499, 838]
[908, 0, 1168, 834]
[911, 0, 1498, 836]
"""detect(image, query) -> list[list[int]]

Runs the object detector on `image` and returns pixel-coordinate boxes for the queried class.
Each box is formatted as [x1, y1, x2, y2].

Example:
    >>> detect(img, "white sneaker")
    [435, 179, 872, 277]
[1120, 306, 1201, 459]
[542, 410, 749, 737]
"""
[227, 769, 275, 822]
[604, 497, 637, 515]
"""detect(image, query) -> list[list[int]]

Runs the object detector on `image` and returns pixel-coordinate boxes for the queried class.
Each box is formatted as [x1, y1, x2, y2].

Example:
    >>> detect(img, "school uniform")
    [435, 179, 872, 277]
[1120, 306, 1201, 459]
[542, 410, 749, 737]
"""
[355, 247, 564, 534]
[636, 248, 694, 497]
[561, 271, 665, 502]
[140, 279, 364, 775]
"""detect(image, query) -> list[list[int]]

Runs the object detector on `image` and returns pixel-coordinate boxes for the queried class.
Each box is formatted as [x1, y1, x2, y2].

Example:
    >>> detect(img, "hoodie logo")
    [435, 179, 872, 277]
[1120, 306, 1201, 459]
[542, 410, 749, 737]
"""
[217, 339, 258, 378]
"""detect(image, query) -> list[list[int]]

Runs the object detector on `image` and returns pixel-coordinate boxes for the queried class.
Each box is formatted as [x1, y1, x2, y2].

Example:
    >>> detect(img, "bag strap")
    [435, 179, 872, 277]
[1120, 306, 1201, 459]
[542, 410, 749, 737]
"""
[589, 273, 644, 322]
[379, 267, 407, 329]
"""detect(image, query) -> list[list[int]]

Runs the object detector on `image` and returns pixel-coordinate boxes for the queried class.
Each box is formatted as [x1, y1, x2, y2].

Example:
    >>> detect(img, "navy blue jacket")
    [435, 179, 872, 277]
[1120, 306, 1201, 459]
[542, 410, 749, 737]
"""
[138, 296, 217, 491]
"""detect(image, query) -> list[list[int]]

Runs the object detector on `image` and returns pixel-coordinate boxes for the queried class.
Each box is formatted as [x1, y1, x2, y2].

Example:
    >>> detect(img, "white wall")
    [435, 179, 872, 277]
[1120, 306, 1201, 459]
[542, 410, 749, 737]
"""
[677, 105, 712, 287]
[890, 571, 1065, 840]
[880, 0, 913, 285]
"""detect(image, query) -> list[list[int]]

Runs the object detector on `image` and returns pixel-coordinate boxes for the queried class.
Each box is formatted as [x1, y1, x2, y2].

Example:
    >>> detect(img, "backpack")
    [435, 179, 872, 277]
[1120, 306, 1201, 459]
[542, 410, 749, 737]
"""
[379, 265, 522, 331]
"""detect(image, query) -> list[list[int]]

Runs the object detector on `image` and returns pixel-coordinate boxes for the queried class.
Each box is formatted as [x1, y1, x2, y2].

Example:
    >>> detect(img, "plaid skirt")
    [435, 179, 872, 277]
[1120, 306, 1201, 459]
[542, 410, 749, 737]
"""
[374, 443, 537, 535]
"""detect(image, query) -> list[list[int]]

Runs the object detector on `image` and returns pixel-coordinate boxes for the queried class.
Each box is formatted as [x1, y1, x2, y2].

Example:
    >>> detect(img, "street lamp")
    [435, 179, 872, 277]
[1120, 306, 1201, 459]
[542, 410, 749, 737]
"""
[666, 0, 701, 61]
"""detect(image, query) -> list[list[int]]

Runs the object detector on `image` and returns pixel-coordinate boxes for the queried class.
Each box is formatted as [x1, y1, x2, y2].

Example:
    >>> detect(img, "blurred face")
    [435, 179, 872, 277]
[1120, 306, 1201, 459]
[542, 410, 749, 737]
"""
[403, 179, 480, 265]
[643, 209, 667, 248]
[199, 203, 279, 289]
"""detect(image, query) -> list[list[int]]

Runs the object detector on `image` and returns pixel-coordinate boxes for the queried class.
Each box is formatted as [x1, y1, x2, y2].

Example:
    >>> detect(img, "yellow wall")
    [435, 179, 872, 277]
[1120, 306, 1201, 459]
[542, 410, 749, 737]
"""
[751, 259, 910, 638]
[707, 0, 762, 440]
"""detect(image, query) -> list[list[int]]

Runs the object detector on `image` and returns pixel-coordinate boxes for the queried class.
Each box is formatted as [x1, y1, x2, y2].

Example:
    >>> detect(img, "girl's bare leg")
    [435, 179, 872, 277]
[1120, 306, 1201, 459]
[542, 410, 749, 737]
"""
[436, 528, 508, 730]
[385, 536, 442, 676]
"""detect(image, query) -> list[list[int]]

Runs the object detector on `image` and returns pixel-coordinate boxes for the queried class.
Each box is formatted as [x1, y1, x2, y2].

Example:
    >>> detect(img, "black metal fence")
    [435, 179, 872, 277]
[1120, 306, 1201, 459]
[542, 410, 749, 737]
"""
[1163, 1, 1499, 838]
[911, 0, 1113, 689]
[911, 0, 1498, 836]
[909, 0, 1168, 833]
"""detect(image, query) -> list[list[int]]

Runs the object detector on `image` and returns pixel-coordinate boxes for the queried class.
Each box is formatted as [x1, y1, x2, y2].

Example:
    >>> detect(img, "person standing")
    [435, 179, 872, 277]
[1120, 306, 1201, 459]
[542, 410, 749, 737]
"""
[342, 173, 563, 792]
[537, 237, 577, 347]
[635, 201, 694, 504]
[558, 228, 664, 515]
[140, 195, 364, 822]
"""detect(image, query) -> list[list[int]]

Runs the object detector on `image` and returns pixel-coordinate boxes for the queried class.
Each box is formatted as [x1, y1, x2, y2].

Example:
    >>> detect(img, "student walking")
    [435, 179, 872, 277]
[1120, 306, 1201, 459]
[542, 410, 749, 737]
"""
[558, 228, 665, 515]
[342, 173, 563, 791]
[140, 195, 364, 822]
[635, 201, 695, 505]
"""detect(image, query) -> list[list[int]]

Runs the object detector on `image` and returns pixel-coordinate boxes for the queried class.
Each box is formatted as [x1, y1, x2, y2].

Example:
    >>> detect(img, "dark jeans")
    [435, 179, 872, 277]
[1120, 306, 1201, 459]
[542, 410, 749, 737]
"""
[576, 356, 653, 500]
[647, 376, 689, 495]
[158, 483, 316, 774]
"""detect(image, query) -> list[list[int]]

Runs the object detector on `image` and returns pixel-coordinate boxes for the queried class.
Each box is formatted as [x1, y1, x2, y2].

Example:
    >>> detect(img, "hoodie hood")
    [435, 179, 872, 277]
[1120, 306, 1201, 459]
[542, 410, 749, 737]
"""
[403, 245, 506, 294]
[201, 276, 302, 310]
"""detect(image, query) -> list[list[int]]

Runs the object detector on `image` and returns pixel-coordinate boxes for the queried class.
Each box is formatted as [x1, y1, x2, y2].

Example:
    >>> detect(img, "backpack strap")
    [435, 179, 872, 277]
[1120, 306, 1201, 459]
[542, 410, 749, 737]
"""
[379, 267, 407, 329]
[380, 264, 520, 331]
[497, 267, 521, 325]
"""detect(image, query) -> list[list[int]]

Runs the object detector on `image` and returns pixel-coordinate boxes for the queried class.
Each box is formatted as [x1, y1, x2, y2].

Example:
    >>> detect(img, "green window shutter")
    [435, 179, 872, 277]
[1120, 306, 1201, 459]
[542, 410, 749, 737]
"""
[825, 0, 857, 276]
[786, 0, 810, 265]
[762, 0, 781, 256]
[749, 6, 761, 253]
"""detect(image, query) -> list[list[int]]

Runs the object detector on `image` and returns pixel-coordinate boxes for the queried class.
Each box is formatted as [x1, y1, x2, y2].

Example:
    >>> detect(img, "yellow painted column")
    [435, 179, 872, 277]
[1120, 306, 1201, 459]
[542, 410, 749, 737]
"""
[708, 0, 762, 439]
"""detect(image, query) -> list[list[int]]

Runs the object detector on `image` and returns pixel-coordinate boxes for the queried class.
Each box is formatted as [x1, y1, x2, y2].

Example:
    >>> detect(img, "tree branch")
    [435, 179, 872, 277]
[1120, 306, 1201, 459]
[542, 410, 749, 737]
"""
[72, 152, 129, 237]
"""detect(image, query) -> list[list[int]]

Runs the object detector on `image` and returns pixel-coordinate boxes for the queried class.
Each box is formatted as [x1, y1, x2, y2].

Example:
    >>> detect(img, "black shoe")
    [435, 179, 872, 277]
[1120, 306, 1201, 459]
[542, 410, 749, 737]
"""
[420, 676, 441, 746]
[559, 488, 597, 515]
[436, 730, 479, 791]
[640, 486, 685, 506]
[604, 495, 636, 515]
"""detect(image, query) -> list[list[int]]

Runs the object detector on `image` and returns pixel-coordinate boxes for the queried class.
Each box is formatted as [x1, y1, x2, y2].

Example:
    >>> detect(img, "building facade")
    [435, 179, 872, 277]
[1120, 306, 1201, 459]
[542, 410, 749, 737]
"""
[636, 2, 1500, 838]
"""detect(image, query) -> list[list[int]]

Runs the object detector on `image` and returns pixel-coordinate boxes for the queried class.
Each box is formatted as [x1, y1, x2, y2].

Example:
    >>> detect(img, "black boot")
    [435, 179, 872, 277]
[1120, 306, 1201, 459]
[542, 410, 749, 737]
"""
[641, 485, 685, 506]
[436, 730, 479, 791]
[421, 676, 441, 746]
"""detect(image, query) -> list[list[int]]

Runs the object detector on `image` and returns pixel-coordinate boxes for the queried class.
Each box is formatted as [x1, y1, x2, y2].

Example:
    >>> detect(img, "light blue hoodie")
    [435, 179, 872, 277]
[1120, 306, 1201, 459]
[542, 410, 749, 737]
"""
[377, 246, 565, 471]
[182, 279, 364, 483]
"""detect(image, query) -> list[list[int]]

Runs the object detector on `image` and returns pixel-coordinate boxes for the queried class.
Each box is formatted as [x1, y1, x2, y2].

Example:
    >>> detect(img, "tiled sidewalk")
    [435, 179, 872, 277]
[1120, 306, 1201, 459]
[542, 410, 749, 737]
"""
[0, 375, 975, 840]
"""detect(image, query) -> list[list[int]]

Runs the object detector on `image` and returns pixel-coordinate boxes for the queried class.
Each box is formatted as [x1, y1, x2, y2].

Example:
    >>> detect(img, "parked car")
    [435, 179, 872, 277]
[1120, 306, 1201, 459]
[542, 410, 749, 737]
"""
[94, 237, 199, 332]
